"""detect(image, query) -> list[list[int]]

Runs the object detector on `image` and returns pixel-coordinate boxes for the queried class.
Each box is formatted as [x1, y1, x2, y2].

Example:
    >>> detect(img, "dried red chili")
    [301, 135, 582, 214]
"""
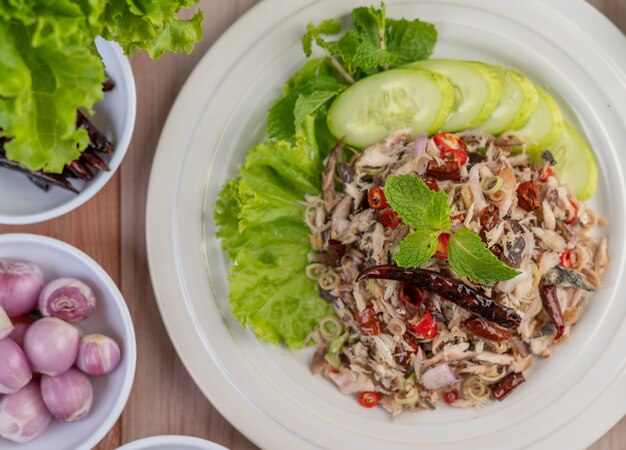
[423, 179, 440, 192]
[357, 307, 382, 336]
[357, 266, 522, 329]
[516, 180, 540, 211]
[426, 159, 461, 181]
[325, 239, 346, 267]
[465, 316, 512, 341]
[539, 284, 565, 340]
[479, 204, 500, 233]
[491, 372, 526, 401]
[399, 283, 424, 306]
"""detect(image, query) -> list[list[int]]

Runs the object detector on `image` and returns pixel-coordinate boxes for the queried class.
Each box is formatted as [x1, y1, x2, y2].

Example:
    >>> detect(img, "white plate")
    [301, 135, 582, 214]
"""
[146, 1, 626, 449]
[0, 38, 136, 225]
[117, 435, 227, 450]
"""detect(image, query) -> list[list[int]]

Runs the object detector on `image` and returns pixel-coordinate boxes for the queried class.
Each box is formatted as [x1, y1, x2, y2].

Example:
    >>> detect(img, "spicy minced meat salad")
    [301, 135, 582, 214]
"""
[305, 129, 608, 416]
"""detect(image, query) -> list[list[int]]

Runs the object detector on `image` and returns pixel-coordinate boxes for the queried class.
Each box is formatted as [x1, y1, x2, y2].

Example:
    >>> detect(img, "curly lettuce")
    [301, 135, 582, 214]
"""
[214, 116, 333, 348]
[0, 1, 203, 172]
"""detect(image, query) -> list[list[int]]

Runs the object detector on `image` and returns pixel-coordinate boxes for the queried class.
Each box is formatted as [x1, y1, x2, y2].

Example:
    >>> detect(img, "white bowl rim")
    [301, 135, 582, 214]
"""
[0, 39, 137, 225]
[0, 233, 137, 449]
[116, 435, 228, 450]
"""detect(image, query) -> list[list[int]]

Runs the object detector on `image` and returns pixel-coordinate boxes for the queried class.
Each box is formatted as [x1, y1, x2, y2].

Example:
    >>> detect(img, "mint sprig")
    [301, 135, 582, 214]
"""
[383, 175, 519, 284]
[448, 229, 520, 284]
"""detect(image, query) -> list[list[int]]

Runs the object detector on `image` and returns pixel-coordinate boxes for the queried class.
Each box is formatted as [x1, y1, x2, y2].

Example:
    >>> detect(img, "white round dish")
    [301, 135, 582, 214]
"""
[0, 38, 136, 225]
[117, 435, 228, 450]
[0, 233, 137, 450]
[146, 1, 626, 449]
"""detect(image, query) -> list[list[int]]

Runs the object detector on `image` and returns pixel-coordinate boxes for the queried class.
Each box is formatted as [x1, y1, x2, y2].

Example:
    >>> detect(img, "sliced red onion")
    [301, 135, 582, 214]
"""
[0, 338, 32, 394]
[421, 363, 460, 390]
[8, 316, 32, 347]
[39, 277, 96, 323]
[76, 333, 121, 376]
[0, 305, 13, 340]
[23, 317, 80, 376]
[411, 134, 428, 156]
[0, 259, 44, 317]
[0, 379, 51, 443]
[41, 368, 93, 422]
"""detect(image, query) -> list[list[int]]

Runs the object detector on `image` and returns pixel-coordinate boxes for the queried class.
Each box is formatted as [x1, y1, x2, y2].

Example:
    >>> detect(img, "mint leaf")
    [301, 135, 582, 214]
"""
[448, 228, 520, 284]
[266, 73, 346, 140]
[339, 31, 396, 74]
[394, 229, 439, 267]
[385, 17, 437, 66]
[294, 90, 341, 130]
[302, 19, 341, 56]
[352, 5, 386, 48]
[384, 175, 451, 231]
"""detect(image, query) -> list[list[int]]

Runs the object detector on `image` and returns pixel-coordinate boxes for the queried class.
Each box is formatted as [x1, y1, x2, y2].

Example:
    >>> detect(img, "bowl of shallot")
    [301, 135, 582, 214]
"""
[0, 233, 136, 450]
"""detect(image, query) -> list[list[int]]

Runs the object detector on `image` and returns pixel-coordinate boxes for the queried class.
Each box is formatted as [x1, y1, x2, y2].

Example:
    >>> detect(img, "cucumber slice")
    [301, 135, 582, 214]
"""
[549, 122, 598, 200]
[405, 59, 503, 132]
[516, 88, 564, 156]
[479, 66, 539, 134]
[327, 68, 454, 148]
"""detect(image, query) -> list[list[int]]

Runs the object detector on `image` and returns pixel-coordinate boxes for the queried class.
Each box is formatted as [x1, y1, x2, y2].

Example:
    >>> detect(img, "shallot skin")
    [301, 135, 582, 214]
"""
[76, 333, 121, 376]
[0, 338, 32, 394]
[0, 305, 13, 340]
[39, 277, 97, 323]
[23, 317, 80, 376]
[0, 379, 52, 443]
[0, 259, 44, 317]
[41, 368, 93, 422]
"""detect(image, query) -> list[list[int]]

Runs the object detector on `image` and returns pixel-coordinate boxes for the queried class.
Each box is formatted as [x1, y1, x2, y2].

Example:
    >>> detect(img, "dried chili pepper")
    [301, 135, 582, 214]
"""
[490, 372, 525, 401]
[423, 179, 440, 192]
[357, 307, 382, 336]
[539, 284, 565, 340]
[479, 204, 500, 233]
[426, 159, 461, 181]
[77, 111, 113, 154]
[357, 265, 521, 330]
[325, 239, 346, 267]
[516, 180, 540, 211]
[399, 283, 424, 307]
[465, 316, 512, 341]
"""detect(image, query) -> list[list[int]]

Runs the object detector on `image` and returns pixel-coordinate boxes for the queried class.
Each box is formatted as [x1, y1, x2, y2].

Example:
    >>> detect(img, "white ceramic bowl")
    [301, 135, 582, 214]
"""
[0, 38, 136, 225]
[0, 233, 136, 450]
[117, 435, 228, 450]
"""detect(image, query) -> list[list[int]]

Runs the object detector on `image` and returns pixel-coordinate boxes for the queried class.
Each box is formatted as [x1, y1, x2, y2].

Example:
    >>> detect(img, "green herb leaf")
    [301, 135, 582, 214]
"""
[393, 229, 439, 267]
[266, 61, 346, 140]
[352, 5, 386, 48]
[385, 17, 437, 66]
[448, 228, 520, 284]
[302, 19, 341, 56]
[384, 175, 451, 231]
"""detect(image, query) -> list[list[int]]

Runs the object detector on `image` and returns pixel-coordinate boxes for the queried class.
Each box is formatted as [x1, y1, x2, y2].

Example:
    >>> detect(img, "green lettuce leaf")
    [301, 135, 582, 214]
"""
[0, 21, 104, 172]
[214, 116, 333, 348]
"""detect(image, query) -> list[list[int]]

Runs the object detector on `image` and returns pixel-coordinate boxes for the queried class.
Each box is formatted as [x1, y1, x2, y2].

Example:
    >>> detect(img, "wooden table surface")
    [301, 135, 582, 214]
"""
[1, 1, 623, 449]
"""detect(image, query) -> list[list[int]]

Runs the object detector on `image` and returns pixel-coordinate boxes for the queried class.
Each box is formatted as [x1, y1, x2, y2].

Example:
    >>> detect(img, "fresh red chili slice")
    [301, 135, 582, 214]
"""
[452, 212, 466, 223]
[409, 310, 438, 339]
[358, 391, 380, 408]
[559, 249, 573, 268]
[539, 167, 554, 182]
[433, 133, 468, 165]
[423, 179, 440, 192]
[399, 283, 424, 306]
[443, 389, 459, 404]
[381, 210, 401, 228]
[368, 187, 387, 210]
[357, 307, 382, 336]
[434, 233, 451, 259]
[565, 201, 579, 225]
